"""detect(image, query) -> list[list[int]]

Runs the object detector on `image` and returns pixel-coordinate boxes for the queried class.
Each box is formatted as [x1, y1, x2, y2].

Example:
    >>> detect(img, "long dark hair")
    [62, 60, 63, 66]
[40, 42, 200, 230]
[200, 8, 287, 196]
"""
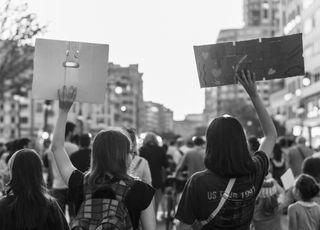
[295, 174, 320, 202]
[272, 143, 283, 162]
[86, 128, 131, 188]
[205, 116, 255, 178]
[6, 149, 52, 228]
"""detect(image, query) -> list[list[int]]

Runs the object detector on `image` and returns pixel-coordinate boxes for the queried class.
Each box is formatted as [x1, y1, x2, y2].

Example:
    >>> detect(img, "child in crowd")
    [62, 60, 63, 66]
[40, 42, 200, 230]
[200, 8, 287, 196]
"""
[288, 174, 320, 230]
[0, 149, 68, 230]
[51, 86, 156, 230]
[253, 178, 284, 230]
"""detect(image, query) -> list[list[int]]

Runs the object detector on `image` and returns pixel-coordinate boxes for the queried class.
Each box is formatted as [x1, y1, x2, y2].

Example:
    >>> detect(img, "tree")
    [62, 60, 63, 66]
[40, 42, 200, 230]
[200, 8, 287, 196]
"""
[220, 98, 263, 137]
[0, 0, 47, 97]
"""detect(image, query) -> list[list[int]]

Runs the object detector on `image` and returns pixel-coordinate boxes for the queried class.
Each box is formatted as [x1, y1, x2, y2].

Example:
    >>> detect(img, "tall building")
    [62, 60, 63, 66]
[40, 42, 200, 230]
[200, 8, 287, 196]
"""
[141, 101, 174, 134]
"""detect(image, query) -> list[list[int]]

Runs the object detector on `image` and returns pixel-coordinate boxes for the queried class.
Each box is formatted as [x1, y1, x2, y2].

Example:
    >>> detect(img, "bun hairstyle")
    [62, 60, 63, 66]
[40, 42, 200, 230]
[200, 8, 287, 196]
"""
[295, 174, 320, 202]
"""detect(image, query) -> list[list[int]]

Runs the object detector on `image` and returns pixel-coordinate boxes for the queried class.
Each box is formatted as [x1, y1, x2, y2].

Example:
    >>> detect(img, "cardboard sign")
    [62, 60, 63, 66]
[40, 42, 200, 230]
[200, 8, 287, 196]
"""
[281, 168, 295, 190]
[194, 33, 305, 87]
[33, 38, 109, 103]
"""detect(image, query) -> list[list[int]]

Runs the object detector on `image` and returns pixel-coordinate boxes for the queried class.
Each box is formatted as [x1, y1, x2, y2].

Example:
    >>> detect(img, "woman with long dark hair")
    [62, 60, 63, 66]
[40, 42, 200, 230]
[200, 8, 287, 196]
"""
[51, 86, 156, 230]
[175, 65, 277, 229]
[0, 149, 69, 230]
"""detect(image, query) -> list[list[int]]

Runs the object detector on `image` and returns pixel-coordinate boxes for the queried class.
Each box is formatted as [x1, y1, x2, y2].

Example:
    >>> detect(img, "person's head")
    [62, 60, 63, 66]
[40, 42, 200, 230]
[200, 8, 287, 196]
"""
[272, 143, 283, 161]
[18, 138, 32, 149]
[142, 132, 159, 147]
[192, 136, 205, 147]
[258, 179, 279, 216]
[294, 174, 320, 202]
[302, 157, 320, 183]
[43, 139, 51, 149]
[79, 133, 91, 148]
[296, 136, 306, 145]
[248, 136, 260, 153]
[6, 149, 51, 228]
[87, 128, 132, 187]
[205, 116, 254, 178]
[65, 121, 76, 140]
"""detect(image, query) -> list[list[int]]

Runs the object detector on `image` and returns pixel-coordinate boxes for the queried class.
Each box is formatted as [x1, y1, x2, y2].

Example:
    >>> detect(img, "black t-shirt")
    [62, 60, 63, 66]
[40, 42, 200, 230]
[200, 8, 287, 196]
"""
[70, 148, 91, 173]
[175, 151, 269, 230]
[68, 170, 155, 229]
[0, 195, 69, 230]
[139, 145, 168, 189]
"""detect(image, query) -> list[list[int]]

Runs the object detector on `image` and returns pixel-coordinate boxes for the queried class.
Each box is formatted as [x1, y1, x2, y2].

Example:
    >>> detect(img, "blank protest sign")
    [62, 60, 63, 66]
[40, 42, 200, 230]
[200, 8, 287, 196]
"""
[194, 33, 305, 87]
[32, 38, 109, 104]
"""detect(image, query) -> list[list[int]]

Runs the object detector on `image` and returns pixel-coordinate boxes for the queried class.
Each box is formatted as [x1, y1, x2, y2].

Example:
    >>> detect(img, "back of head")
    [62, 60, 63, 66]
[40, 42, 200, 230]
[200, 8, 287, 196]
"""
[142, 132, 159, 147]
[65, 121, 76, 138]
[272, 143, 283, 161]
[80, 133, 91, 148]
[205, 116, 254, 178]
[7, 149, 49, 228]
[302, 157, 320, 183]
[295, 174, 320, 202]
[296, 136, 306, 145]
[192, 136, 205, 146]
[89, 128, 131, 186]
[258, 179, 279, 216]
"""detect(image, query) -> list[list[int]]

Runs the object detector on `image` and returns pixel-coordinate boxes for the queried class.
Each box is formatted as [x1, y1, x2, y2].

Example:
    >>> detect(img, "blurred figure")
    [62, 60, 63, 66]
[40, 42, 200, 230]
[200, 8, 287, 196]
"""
[287, 136, 313, 178]
[126, 128, 152, 185]
[176, 136, 206, 180]
[270, 143, 286, 187]
[289, 174, 320, 230]
[248, 136, 260, 155]
[0, 143, 9, 195]
[166, 139, 183, 170]
[253, 178, 284, 230]
[70, 133, 92, 173]
[140, 132, 168, 216]
[42, 139, 53, 189]
[0, 149, 68, 230]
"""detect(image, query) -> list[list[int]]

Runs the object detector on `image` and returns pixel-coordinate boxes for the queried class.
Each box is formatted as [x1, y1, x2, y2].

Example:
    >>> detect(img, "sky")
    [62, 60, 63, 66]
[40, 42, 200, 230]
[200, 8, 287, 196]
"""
[27, 0, 244, 120]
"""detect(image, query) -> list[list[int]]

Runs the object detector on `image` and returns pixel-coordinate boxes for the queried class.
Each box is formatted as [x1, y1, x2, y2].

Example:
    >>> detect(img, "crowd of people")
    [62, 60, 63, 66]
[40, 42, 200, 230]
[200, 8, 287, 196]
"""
[1, 63, 320, 230]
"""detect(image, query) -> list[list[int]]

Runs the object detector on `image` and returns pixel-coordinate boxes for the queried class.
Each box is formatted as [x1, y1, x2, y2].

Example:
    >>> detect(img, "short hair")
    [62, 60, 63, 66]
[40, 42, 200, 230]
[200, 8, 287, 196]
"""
[295, 174, 320, 202]
[65, 121, 76, 138]
[192, 136, 205, 146]
[142, 132, 159, 146]
[205, 116, 255, 178]
[248, 136, 260, 152]
[302, 157, 320, 182]
[296, 136, 306, 144]
[79, 133, 91, 148]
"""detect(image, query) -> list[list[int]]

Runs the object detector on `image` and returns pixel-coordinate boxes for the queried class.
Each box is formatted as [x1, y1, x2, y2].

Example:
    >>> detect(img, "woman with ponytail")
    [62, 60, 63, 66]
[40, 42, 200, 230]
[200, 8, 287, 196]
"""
[0, 149, 69, 230]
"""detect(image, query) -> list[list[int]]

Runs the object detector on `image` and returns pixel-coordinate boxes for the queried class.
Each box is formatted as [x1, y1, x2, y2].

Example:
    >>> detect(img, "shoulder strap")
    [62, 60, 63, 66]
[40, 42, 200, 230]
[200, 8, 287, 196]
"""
[133, 159, 143, 171]
[297, 147, 306, 160]
[200, 178, 236, 226]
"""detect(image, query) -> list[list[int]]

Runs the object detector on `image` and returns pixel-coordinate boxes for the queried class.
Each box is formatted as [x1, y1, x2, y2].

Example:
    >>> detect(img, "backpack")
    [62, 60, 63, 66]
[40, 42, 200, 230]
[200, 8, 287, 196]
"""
[71, 176, 135, 230]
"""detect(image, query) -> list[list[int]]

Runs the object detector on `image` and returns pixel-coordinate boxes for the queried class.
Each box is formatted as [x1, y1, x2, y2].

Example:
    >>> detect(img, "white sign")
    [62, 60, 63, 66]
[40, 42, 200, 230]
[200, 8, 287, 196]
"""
[281, 168, 295, 190]
[32, 38, 109, 104]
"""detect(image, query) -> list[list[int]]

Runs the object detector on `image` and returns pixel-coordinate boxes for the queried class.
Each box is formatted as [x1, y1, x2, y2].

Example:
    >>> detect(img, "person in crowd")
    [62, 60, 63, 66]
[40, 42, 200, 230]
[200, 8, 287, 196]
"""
[140, 132, 168, 217]
[0, 149, 69, 230]
[127, 128, 152, 185]
[287, 136, 313, 178]
[49, 121, 79, 216]
[51, 86, 156, 230]
[270, 143, 286, 187]
[42, 138, 53, 189]
[175, 66, 277, 229]
[288, 174, 320, 230]
[0, 143, 9, 196]
[176, 136, 206, 180]
[70, 133, 92, 173]
[166, 139, 183, 170]
[5, 138, 32, 163]
[253, 178, 284, 230]
[248, 136, 260, 155]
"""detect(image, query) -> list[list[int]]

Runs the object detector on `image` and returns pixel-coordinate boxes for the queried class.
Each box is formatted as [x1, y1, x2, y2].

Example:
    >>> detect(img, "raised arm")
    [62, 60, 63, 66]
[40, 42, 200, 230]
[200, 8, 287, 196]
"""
[236, 68, 277, 157]
[51, 86, 77, 185]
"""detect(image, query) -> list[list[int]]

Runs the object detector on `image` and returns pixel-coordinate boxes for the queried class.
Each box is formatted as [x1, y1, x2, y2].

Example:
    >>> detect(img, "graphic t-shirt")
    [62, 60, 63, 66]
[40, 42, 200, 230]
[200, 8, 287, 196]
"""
[175, 151, 269, 230]
[68, 170, 155, 229]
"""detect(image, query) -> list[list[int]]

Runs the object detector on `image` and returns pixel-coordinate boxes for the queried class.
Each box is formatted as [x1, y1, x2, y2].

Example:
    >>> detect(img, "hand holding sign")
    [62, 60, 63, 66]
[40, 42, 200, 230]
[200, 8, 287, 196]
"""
[58, 86, 77, 113]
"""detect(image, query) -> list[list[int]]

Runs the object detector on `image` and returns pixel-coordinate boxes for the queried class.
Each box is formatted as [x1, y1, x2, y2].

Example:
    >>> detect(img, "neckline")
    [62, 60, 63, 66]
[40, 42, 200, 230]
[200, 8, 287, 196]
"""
[297, 200, 318, 207]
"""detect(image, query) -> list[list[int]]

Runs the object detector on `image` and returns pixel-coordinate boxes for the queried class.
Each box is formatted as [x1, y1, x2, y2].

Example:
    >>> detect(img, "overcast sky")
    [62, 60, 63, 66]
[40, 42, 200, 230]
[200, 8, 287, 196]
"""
[28, 0, 244, 120]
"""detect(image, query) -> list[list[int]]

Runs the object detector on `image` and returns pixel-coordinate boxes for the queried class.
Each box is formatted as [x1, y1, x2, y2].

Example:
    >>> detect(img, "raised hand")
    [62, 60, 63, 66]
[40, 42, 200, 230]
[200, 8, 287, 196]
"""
[58, 85, 77, 113]
[236, 69, 257, 97]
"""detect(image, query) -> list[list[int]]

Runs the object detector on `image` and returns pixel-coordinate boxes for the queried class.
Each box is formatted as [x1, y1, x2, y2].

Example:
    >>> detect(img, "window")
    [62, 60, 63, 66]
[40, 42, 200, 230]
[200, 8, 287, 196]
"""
[11, 129, 15, 137]
[0, 116, 3, 123]
[36, 102, 42, 113]
[21, 117, 28, 124]
[11, 116, 15, 123]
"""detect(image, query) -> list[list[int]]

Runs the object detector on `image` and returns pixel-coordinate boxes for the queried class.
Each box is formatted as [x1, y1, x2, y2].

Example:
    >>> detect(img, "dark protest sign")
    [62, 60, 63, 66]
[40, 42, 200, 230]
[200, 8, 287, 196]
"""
[194, 33, 305, 87]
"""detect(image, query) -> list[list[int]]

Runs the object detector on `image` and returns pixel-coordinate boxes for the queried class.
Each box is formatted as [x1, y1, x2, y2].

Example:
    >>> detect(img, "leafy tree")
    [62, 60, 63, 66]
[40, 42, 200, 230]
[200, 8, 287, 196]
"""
[0, 0, 47, 98]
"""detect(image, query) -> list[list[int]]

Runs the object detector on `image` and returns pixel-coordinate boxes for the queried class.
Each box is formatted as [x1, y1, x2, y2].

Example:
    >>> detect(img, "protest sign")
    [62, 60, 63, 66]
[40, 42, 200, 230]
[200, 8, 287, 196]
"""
[194, 33, 305, 87]
[281, 168, 295, 191]
[33, 38, 109, 103]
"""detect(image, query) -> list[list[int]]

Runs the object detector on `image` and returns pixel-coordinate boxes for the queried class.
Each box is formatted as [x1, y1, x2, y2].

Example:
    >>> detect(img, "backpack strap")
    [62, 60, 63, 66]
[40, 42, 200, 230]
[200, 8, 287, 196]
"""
[199, 178, 236, 226]
[133, 158, 143, 172]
